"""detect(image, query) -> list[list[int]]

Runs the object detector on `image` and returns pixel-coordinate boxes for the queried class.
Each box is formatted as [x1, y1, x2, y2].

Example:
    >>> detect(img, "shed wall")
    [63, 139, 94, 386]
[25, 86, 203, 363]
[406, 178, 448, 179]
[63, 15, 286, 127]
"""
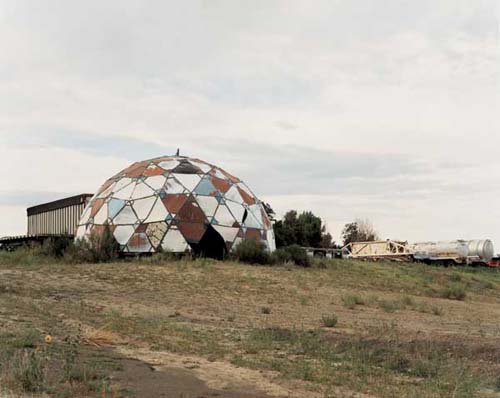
[27, 203, 87, 236]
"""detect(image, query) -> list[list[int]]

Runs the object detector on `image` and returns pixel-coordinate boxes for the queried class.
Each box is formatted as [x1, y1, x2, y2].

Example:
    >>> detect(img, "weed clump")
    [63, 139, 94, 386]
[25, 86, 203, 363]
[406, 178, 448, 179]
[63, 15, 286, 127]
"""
[12, 349, 47, 392]
[440, 284, 467, 301]
[321, 314, 338, 328]
[379, 300, 401, 313]
[431, 306, 443, 316]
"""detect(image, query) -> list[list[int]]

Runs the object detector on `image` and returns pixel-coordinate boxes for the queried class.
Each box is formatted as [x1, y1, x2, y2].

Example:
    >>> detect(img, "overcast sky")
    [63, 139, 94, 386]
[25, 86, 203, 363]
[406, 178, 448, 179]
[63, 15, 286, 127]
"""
[1, 0, 499, 249]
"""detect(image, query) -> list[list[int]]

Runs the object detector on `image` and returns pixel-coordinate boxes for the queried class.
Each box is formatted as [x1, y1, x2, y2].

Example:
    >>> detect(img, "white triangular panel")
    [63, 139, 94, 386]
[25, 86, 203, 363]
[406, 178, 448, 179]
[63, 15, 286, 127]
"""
[213, 225, 239, 243]
[226, 201, 246, 223]
[158, 159, 180, 171]
[173, 173, 201, 192]
[164, 178, 185, 194]
[114, 205, 138, 225]
[267, 229, 276, 252]
[161, 228, 190, 252]
[114, 178, 133, 192]
[114, 225, 135, 245]
[145, 175, 167, 191]
[79, 205, 92, 225]
[214, 204, 236, 227]
[225, 185, 244, 204]
[244, 211, 262, 229]
[93, 203, 108, 225]
[144, 199, 168, 223]
[114, 181, 136, 200]
[195, 196, 219, 218]
[132, 196, 157, 221]
[248, 204, 264, 227]
[131, 181, 155, 199]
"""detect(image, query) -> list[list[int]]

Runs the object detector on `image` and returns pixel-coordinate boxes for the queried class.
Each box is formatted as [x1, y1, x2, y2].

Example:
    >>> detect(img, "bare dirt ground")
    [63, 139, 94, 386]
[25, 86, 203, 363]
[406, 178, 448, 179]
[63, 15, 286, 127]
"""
[1, 256, 499, 397]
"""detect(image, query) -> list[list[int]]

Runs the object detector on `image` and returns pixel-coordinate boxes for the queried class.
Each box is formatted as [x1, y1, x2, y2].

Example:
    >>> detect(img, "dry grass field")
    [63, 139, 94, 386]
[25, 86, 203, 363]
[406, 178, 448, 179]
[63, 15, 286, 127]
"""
[1, 252, 500, 397]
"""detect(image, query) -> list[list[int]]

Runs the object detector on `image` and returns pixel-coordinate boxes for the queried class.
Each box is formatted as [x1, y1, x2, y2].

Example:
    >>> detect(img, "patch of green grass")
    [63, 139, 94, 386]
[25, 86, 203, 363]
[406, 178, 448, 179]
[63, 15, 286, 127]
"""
[440, 284, 467, 301]
[341, 294, 365, 309]
[378, 299, 402, 313]
[11, 349, 47, 392]
[0, 247, 55, 268]
[401, 295, 415, 306]
[232, 326, 484, 397]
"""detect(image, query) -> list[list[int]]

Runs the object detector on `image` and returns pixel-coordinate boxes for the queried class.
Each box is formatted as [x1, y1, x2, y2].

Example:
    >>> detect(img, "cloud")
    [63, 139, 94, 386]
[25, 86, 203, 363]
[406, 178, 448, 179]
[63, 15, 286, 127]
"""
[0, 191, 72, 208]
[0, 0, 498, 248]
[2, 128, 173, 161]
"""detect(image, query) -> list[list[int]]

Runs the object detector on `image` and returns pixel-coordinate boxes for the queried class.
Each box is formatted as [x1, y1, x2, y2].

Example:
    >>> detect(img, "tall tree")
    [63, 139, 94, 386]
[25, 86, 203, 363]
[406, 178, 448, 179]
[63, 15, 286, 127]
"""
[274, 210, 333, 248]
[341, 218, 378, 246]
[320, 225, 334, 248]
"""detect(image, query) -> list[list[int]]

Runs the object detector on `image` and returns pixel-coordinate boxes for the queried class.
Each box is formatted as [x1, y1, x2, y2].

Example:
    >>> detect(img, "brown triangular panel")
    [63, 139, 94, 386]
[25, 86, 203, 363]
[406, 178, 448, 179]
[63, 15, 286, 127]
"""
[162, 194, 188, 214]
[176, 196, 207, 224]
[177, 222, 207, 244]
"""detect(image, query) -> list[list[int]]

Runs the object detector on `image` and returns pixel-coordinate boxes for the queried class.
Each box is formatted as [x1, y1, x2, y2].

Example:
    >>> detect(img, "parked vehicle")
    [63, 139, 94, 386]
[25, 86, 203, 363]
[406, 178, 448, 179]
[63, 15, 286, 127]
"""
[343, 239, 495, 266]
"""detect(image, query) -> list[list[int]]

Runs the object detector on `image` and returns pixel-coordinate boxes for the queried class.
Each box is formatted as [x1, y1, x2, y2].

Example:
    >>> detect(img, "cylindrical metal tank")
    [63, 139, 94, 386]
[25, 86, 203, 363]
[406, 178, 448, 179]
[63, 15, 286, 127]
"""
[467, 240, 494, 261]
[410, 241, 469, 260]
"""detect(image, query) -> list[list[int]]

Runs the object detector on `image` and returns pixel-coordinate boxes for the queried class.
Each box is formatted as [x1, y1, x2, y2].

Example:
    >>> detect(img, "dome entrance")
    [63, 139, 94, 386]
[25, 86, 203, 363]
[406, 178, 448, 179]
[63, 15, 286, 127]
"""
[194, 224, 227, 260]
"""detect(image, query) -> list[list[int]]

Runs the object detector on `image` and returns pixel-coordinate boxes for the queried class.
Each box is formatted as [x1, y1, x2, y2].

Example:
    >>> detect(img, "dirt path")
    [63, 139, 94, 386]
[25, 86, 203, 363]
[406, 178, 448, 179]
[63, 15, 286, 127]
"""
[114, 346, 295, 398]
[110, 354, 274, 398]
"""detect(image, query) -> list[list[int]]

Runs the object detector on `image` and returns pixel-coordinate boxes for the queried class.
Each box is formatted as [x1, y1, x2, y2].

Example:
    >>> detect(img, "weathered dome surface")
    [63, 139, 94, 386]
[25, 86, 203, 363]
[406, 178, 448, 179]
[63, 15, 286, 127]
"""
[76, 156, 275, 255]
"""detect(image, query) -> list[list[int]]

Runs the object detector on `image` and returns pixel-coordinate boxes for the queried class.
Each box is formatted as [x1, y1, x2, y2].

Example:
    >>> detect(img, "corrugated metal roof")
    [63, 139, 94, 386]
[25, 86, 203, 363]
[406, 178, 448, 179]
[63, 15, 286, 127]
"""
[27, 194, 93, 216]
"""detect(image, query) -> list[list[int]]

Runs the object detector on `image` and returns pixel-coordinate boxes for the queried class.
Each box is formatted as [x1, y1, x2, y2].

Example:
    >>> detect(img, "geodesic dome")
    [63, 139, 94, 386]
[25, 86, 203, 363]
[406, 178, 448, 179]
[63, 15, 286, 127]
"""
[75, 156, 276, 256]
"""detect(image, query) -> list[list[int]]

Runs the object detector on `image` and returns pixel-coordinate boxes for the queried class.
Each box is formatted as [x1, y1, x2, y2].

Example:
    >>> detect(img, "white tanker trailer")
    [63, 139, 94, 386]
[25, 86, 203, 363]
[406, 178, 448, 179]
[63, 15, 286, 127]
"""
[343, 239, 495, 266]
[410, 239, 494, 265]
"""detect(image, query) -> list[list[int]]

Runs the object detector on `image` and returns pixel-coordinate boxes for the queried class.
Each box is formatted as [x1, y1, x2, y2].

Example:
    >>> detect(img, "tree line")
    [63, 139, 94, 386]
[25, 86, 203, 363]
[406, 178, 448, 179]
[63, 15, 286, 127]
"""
[272, 209, 378, 249]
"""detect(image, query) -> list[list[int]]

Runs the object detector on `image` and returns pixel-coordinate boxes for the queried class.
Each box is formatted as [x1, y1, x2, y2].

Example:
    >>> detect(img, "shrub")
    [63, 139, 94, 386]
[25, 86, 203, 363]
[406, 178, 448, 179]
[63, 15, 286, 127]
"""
[65, 225, 119, 263]
[272, 247, 293, 264]
[261, 307, 271, 314]
[440, 284, 467, 301]
[272, 245, 310, 267]
[233, 240, 270, 265]
[41, 236, 73, 257]
[321, 314, 338, 328]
